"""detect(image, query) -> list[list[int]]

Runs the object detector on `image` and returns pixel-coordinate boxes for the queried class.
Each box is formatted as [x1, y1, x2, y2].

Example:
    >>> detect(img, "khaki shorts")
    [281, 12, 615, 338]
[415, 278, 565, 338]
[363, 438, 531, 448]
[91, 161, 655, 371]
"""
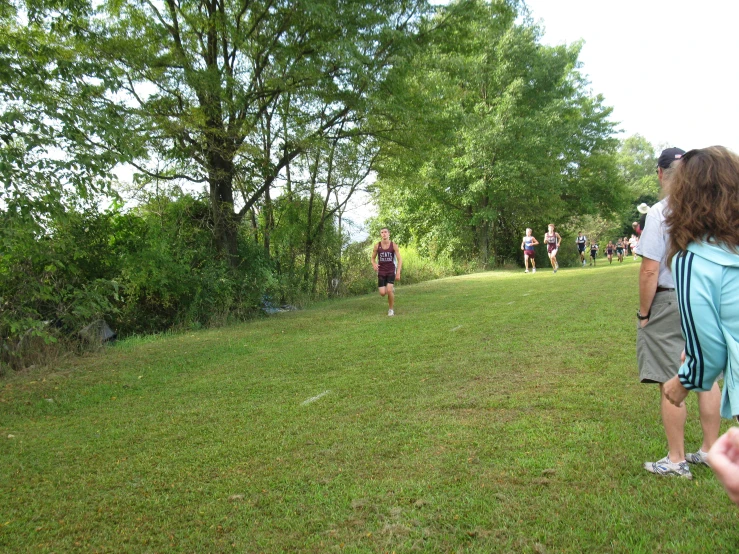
[636, 290, 683, 383]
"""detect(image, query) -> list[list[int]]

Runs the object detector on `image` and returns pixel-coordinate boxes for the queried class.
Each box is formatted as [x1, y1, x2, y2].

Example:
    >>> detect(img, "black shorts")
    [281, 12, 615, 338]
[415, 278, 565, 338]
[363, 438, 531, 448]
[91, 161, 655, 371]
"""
[378, 274, 395, 288]
[590, 251, 597, 258]
[578, 245, 586, 252]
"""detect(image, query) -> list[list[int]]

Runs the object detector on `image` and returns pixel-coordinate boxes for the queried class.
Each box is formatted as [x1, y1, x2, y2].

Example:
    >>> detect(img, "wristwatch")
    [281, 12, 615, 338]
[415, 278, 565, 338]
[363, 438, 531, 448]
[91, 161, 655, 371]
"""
[636, 310, 651, 320]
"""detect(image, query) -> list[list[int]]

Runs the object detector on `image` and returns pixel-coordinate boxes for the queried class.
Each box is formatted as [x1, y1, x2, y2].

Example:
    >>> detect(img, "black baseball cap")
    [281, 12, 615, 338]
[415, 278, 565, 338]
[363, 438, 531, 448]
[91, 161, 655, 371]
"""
[657, 147, 685, 169]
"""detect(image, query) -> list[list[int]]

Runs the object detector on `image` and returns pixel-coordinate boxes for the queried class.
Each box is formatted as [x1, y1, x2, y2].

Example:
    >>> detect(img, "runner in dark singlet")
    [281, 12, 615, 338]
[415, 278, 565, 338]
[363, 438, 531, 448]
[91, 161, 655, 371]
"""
[372, 228, 403, 316]
[616, 238, 625, 263]
[606, 241, 615, 264]
[590, 241, 598, 266]
[544, 223, 562, 273]
[520, 228, 539, 273]
[576, 232, 587, 267]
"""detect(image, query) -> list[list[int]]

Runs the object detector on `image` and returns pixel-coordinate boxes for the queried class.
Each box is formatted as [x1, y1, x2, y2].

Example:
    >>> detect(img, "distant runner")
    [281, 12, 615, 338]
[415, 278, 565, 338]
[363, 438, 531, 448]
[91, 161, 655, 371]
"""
[372, 228, 402, 316]
[606, 241, 615, 264]
[576, 232, 587, 267]
[590, 241, 599, 266]
[544, 224, 562, 273]
[521, 228, 539, 273]
[616, 238, 625, 263]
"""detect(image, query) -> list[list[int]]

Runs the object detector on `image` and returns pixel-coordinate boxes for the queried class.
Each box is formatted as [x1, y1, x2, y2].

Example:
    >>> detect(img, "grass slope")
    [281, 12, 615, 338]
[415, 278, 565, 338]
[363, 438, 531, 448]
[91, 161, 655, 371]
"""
[1, 259, 737, 553]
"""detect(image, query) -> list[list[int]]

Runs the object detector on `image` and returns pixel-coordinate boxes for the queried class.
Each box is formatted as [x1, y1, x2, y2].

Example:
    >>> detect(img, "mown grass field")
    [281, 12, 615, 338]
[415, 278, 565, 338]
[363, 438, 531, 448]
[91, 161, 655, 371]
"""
[1, 258, 737, 553]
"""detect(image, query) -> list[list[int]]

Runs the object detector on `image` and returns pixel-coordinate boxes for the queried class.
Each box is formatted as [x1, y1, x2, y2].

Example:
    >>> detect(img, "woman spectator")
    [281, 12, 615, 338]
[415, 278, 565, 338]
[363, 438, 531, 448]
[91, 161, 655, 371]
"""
[663, 146, 739, 426]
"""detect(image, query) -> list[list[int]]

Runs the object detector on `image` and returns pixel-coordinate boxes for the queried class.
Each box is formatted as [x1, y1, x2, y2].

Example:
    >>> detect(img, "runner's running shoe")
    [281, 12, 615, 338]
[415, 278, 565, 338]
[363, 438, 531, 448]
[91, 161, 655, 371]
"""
[388, 309, 394, 317]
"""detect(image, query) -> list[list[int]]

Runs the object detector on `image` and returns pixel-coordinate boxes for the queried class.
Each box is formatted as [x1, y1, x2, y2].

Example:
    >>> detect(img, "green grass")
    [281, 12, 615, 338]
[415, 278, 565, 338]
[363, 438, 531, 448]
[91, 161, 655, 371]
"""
[1, 257, 737, 553]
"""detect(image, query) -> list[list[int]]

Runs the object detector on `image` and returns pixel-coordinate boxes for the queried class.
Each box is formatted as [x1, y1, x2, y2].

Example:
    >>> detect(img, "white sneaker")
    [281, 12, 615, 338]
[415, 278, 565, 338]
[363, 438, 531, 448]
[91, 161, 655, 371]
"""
[525, 270, 529, 273]
[644, 455, 692, 479]
[532, 268, 536, 273]
[388, 309, 394, 317]
[685, 449, 709, 466]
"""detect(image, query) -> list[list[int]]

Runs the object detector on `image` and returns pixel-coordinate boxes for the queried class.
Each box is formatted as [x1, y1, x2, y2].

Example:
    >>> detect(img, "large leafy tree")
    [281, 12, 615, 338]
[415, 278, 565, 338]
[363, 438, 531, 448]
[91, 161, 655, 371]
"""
[3, 0, 429, 265]
[373, 0, 625, 265]
[86, 0, 429, 264]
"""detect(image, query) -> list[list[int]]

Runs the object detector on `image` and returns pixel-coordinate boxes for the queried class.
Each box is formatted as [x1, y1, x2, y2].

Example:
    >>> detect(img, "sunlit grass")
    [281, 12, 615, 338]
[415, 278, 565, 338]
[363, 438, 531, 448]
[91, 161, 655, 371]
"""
[1, 257, 737, 553]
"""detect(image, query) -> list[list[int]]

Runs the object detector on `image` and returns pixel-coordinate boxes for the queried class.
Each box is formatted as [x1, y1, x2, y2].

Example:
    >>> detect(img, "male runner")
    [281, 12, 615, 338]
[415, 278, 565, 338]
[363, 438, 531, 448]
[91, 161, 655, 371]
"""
[372, 228, 402, 316]
[576, 232, 587, 266]
[521, 228, 539, 273]
[544, 224, 562, 273]
[616, 238, 625, 263]
[589, 241, 598, 266]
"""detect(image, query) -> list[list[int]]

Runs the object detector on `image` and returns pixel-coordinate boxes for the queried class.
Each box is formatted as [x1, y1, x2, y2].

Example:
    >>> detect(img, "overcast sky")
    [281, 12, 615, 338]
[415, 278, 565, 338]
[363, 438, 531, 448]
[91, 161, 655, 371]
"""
[523, 0, 739, 153]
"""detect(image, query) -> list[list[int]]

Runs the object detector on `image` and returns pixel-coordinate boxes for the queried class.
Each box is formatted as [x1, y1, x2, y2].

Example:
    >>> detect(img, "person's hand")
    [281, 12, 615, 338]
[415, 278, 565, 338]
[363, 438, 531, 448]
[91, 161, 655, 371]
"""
[395, 272, 400, 281]
[708, 427, 739, 506]
[372, 263, 378, 273]
[639, 318, 649, 328]
[663, 375, 689, 407]
[681, 349, 686, 363]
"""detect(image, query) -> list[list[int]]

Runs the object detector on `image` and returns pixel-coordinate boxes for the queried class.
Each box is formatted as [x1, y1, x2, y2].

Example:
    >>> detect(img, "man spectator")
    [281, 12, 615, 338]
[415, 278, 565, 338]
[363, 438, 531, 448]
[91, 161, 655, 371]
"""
[636, 147, 721, 479]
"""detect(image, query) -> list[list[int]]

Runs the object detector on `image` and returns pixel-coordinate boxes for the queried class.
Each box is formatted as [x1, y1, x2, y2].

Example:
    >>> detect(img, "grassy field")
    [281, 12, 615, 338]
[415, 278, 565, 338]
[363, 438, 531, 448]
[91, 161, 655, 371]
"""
[1, 258, 737, 553]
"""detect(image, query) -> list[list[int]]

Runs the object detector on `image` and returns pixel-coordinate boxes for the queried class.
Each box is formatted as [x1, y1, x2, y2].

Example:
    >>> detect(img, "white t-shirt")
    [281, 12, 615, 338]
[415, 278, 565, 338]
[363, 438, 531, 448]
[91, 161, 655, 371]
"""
[634, 198, 674, 288]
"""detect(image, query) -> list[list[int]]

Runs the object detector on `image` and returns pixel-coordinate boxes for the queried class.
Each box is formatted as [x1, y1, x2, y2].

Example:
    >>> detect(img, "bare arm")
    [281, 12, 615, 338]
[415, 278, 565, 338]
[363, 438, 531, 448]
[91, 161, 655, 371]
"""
[371, 243, 379, 272]
[638, 257, 660, 324]
[394, 244, 402, 279]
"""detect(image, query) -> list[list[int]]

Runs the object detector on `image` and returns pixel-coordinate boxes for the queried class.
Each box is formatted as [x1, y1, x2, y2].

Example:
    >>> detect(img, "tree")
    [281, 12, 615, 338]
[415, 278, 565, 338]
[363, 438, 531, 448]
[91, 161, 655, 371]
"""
[616, 134, 658, 233]
[61, 0, 429, 265]
[372, 0, 625, 266]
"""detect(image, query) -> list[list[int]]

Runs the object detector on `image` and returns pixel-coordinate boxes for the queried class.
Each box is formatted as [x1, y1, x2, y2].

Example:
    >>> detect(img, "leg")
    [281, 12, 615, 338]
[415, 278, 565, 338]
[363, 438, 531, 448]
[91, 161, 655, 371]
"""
[698, 382, 721, 452]
[524, 254, 530, 271]
[386, 283, 394, 310]
[378, 286, 386, 297]
[660, 382, 687, 463]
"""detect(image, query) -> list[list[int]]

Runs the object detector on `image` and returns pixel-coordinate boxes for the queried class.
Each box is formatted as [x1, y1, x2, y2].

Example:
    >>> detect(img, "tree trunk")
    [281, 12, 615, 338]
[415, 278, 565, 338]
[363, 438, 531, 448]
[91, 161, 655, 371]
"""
[208, 152, 239, 268]
[476, 221, 489, 266]
[263, 185, 273, 257]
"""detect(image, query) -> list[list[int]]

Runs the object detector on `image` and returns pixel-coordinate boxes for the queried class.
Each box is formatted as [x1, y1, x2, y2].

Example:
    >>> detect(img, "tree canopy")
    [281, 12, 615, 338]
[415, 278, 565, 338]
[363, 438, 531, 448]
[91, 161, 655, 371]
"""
[372, 0, 625, 265]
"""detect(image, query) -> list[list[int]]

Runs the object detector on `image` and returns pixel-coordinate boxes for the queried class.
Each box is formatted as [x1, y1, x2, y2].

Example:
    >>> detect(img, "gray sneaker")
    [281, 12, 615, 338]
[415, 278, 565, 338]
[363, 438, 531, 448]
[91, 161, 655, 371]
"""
[644, 455, 693, 479]
[685, 450, 709, 466]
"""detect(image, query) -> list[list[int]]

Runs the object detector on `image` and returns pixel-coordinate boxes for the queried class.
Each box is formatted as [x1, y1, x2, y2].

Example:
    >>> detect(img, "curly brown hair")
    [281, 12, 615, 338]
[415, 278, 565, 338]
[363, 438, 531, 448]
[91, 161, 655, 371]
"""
[666, 146, 739, 263]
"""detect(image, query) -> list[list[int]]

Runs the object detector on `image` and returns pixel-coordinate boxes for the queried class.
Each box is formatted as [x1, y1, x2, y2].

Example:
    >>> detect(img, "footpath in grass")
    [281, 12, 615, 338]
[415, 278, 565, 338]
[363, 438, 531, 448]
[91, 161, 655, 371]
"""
[1, 258, 738, 553]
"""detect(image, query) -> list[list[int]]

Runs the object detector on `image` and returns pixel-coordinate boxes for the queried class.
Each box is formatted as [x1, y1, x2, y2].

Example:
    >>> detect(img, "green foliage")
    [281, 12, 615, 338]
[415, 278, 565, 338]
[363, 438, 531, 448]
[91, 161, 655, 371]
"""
[616, 134, 659, 234]
[399, 244, 470, 283]
[0, 191, 280, 371]
[0, 195, 120, 371]
[373, 0, 626, 267]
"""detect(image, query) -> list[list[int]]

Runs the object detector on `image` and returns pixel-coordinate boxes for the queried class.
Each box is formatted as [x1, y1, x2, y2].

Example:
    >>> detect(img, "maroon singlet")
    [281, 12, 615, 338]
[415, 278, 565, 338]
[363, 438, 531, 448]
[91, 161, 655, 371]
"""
[377, 241, 396, 276]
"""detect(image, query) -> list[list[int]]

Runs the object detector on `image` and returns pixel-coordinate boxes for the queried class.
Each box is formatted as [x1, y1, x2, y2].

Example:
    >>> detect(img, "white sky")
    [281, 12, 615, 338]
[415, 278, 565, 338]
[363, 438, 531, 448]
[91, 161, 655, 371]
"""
[524, 0, 739, 153]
